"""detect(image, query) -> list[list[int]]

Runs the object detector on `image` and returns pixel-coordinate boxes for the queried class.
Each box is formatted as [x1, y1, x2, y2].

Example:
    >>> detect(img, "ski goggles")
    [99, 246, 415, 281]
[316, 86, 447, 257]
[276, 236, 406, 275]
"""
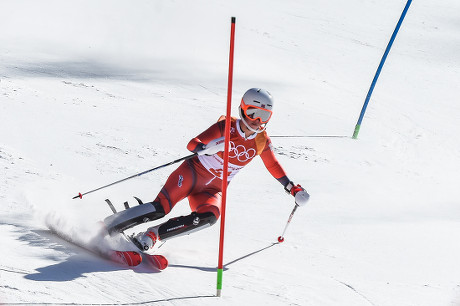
[240, 100, 273, 123]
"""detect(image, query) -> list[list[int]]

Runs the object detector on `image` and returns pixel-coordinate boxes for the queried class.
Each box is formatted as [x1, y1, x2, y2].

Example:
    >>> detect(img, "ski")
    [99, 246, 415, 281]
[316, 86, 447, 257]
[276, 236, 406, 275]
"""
[142, 253, 168, 270]
[108, 250, 143, 267]
[47, 222, 142, 267]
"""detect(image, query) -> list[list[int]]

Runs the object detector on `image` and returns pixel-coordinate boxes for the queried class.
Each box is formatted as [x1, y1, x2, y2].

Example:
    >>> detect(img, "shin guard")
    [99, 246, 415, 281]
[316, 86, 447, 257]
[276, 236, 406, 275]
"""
[157, 211, 217, 241]
[104, 202, 165, 234]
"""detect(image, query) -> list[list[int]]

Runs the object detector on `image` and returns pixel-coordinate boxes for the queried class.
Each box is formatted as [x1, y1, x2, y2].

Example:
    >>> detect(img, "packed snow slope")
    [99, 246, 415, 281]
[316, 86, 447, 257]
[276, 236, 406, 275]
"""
[1, 0, 460, 305]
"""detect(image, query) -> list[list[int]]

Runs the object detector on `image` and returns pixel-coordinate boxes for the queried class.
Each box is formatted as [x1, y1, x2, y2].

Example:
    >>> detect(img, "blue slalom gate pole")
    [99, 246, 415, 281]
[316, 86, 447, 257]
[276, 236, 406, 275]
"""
[352, 0, 412, 139]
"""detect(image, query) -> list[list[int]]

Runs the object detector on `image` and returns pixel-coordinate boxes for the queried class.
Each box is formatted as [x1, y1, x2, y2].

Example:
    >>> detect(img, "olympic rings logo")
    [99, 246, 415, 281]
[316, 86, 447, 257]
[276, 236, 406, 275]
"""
[229, 141, 256, 162]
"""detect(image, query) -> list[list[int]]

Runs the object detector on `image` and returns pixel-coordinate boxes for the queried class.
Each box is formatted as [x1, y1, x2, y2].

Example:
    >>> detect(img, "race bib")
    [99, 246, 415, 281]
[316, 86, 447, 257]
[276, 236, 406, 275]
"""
[198, 154, 243, 181]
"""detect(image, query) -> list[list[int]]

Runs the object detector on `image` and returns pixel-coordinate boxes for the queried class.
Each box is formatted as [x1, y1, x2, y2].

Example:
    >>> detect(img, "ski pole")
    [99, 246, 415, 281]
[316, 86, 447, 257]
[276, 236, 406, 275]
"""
[277, 204, 299, 243]
[72, 152, 197, 199]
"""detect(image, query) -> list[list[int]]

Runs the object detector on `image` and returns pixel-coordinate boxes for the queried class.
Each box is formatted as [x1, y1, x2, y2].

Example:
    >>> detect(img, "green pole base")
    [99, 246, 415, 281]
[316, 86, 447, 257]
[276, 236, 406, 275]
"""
[352, 124, 361, 139]
[216, 268, 223, 297]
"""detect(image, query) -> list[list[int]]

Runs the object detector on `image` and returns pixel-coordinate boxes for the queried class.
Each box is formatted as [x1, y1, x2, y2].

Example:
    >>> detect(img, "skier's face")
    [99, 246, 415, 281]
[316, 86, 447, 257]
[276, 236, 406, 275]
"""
[247, 117, 263, 130]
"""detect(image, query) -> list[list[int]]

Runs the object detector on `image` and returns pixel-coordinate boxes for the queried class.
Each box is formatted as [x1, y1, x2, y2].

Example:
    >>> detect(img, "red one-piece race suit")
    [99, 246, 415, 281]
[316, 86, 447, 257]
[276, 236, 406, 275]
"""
[153, 116, 288, 219]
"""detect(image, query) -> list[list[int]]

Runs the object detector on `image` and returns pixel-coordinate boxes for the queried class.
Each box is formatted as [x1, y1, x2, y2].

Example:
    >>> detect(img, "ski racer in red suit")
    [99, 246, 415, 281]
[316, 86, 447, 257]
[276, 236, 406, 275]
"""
[103, 88, 309, 251]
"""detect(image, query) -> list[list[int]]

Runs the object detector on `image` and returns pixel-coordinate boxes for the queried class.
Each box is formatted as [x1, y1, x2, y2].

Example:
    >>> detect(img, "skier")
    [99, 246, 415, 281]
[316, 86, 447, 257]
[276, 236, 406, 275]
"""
[104, 88, 309, 251]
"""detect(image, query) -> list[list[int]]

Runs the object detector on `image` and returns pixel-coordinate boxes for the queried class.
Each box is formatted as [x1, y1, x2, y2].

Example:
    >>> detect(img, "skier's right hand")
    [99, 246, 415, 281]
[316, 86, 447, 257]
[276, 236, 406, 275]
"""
[197, 136, 225, 156]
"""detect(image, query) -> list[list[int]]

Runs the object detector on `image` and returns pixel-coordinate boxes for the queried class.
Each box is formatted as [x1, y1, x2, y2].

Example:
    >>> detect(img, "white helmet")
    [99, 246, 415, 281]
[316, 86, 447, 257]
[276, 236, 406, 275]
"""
[239, 88, 274, 133]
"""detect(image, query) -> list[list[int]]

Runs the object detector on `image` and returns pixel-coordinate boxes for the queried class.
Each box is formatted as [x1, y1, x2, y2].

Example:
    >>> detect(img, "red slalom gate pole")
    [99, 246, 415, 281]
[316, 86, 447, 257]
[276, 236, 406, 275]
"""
[217, 16, 236, 297]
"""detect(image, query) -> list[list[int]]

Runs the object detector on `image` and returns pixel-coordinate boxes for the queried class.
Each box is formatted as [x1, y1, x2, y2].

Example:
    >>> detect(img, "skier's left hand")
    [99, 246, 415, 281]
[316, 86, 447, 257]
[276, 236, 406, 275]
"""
[285, 181, 310, 206]
[197, 136, 225, 156]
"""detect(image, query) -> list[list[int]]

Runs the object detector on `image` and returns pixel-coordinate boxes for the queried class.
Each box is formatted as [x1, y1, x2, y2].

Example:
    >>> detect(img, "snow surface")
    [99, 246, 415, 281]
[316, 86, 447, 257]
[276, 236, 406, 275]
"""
[1, 0, 460, 305]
